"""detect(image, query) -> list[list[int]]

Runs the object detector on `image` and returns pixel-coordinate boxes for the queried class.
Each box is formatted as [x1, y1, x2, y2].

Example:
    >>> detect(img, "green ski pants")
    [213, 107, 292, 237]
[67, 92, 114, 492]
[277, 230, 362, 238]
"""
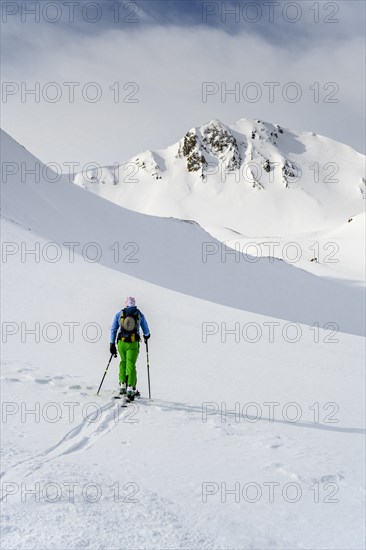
[117, 340, 140, 387]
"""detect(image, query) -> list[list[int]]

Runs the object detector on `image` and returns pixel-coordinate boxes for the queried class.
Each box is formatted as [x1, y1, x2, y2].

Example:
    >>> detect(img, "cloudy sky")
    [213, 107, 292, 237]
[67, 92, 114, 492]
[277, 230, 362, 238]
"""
[1, 0, 365, 168]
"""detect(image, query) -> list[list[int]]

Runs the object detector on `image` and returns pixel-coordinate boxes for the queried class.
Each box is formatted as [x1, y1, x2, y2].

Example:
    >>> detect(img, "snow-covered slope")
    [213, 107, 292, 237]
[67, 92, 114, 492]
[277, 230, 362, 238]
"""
[1, 129, 365, 336]
[2, 215, 365, 550]
[1, 129, 365, 549]
[74, 118, 365, 237]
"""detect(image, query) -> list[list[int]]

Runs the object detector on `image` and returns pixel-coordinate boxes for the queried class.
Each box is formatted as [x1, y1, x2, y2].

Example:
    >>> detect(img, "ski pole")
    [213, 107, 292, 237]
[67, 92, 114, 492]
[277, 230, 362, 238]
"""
[145, 339, 151, 400]
[97, 353, 114, 395]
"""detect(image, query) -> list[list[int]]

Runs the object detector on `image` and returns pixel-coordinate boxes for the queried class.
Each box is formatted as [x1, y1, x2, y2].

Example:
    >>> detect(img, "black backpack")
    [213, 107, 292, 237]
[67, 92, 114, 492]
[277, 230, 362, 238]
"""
[118, 307, 141, 342]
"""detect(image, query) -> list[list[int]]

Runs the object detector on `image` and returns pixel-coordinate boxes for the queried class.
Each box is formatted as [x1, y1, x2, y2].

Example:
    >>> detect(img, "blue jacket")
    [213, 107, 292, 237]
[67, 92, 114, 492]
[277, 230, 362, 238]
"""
[110, 307, 150, 343]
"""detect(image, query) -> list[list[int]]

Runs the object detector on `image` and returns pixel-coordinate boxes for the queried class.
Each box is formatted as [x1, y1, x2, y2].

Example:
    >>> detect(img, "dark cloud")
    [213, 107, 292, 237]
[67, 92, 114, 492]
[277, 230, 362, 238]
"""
[1, 1, 365, 45]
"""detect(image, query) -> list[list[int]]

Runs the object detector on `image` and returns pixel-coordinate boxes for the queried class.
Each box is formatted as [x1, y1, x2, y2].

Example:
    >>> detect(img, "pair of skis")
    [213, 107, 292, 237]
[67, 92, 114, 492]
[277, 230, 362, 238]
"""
[113, 392, 141, 408]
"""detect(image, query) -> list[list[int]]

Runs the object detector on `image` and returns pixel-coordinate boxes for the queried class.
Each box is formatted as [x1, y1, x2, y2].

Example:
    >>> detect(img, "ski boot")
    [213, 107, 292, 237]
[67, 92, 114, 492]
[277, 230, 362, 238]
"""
[127, 386, 135, 401]
[119, 382, 126, 396]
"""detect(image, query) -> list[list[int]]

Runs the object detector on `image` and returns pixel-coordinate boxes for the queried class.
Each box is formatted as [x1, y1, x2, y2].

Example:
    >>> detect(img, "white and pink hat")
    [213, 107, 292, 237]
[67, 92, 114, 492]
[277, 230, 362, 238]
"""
[125, 296, 136, 307]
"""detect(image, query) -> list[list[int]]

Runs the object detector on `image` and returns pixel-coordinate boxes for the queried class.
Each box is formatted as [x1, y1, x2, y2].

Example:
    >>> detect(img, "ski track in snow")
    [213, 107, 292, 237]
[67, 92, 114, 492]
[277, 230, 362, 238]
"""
[0, 394, 318, 550]
[1, 364, 365, 549]
[1, 399, 128, 481]
[1, 368, 222, 549]
[2, 370, 365, 484]
[149, 399, 366, 435]
[1, 398, 220, 549]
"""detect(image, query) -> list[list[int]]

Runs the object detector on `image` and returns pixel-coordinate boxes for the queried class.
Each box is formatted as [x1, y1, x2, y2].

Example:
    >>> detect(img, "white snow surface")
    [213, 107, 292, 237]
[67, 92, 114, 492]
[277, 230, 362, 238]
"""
[73, 118, 366, 281]
[1, 129, 365, 549]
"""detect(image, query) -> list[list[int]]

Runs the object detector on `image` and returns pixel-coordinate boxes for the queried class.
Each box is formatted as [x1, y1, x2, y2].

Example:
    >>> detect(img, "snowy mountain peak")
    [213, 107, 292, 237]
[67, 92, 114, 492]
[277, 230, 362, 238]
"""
[73, 117, 365, 236]
[174, 117, 288, 178]
[177, 119, 241, 174]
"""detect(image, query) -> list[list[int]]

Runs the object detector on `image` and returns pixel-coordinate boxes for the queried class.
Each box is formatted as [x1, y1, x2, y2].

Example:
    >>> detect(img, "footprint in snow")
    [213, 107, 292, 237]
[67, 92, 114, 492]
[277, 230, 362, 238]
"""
[320, 473, 344, 483]
[16, 367, 34, 373]
[267, 436, 283, 449]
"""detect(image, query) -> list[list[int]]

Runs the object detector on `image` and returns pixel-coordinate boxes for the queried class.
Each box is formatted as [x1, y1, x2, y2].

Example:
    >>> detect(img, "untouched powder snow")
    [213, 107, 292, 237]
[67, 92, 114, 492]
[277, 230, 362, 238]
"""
[1, 130, 365, 549]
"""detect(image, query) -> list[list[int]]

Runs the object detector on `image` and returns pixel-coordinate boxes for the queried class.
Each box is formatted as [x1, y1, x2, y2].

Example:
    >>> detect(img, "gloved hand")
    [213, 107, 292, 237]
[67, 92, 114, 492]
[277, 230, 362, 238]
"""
[143, 334, 150, 344]
[110, 343, 117, 357]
